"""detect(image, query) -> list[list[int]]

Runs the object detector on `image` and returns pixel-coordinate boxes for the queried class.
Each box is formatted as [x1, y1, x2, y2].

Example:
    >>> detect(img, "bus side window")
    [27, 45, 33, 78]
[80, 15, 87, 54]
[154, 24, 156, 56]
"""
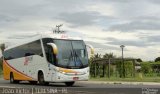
[47, 46, 58, 65]
[25, 53, 34, 56]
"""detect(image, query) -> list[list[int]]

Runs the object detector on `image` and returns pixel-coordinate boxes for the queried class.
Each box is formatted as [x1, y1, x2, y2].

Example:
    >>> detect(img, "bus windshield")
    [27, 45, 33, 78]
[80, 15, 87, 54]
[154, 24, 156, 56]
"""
[54, 40, 88, 69]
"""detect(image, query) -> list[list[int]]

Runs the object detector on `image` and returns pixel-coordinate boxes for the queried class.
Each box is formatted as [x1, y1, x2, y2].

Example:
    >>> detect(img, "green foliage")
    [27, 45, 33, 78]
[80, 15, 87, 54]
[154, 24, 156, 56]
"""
[155, 57, 160, 62]
[103, 53, 116, 59]
[89, 52, 160, 81]
[110, 65, 113, 75]
[0, 43, 5, 52]
[137, 58, 143, 62]
[89, 53, 102, 77]
[89, 52, 143, 79]
[0, 58, 2, 70]
[151, 61, 160, 65]
[116, 61, 123, 78]
[124, 61, 134, 77]
[141, 62, 152, 74]
[115, 61, 134, 78]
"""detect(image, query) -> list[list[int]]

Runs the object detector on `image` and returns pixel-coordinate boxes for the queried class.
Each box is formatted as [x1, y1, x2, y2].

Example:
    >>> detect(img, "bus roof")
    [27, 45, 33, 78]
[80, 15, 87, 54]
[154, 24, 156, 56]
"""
[4, 33, 82, 51]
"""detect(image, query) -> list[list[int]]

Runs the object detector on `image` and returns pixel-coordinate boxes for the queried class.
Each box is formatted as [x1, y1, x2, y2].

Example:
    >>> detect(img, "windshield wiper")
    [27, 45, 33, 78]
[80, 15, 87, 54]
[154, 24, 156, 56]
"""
[73, 50, 84, 68]
[67, 50, 73, 68]
[66, 50, 84, 68]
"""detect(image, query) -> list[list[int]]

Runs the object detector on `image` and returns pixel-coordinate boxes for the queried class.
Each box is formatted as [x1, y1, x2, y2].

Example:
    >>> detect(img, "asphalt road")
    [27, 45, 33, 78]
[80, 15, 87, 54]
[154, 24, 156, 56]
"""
[0, 79, 160, 94]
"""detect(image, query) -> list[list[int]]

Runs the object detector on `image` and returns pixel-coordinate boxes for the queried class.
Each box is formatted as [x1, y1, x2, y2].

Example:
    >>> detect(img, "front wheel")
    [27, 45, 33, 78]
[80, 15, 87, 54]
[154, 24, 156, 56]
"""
[38, 72, 49, 85]
[65, 82, 75, 86]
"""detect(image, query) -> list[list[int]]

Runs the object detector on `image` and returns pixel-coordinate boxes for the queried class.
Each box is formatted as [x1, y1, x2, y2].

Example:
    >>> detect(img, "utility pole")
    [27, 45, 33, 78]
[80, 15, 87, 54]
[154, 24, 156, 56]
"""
[120, 45, 125, 78]
[108, 58, 111, 78]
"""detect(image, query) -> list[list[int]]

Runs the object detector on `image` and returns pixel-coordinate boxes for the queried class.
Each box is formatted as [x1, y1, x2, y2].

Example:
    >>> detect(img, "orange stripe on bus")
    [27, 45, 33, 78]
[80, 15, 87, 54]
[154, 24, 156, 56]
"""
[3, 60, 35, 81]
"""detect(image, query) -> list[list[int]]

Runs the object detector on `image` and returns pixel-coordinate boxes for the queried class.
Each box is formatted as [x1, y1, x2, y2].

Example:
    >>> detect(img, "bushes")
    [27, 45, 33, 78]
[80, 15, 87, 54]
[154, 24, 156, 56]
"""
[124, 61, 134, 77]
[140, 62, 160, 77]
[115, 61, 134, 78]
[116, 61, 123, 77]
[89, 53, 160, 78]
[141, 62, 152, 74]
[0, 58, 2, 75]
[90, 60, 135, 78]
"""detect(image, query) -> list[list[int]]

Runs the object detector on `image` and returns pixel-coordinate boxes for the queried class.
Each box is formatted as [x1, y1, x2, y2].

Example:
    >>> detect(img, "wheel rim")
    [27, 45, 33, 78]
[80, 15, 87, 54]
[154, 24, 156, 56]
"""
[39, 74, 44, 84]
[10, 74, 14, 83]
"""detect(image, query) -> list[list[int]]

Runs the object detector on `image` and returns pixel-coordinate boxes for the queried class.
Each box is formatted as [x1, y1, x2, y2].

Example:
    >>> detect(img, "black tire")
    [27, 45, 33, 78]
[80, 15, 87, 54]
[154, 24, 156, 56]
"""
[14, 80, 20, 84]
[29, 81, 37, 85]
[44, 82, 49, 85]
[65, 82, 75, 86]
[10, 73, 14, 84]
[10, 73, 19, 84]
[38, 72, 49, 85]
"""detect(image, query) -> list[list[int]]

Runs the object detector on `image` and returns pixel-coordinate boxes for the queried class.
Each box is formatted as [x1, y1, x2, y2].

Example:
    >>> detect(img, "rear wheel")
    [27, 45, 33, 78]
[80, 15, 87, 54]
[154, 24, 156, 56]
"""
[10, 73, 19, 84]
[38, 72, 49, 85]
[65, 82, 75, 86]
[10, 73, 14, 83]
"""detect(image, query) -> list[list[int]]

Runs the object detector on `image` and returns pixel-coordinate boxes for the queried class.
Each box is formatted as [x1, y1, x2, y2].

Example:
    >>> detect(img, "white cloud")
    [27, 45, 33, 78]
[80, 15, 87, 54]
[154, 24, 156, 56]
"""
[86, 3, 115, 16]
[0, 0, 160, 61]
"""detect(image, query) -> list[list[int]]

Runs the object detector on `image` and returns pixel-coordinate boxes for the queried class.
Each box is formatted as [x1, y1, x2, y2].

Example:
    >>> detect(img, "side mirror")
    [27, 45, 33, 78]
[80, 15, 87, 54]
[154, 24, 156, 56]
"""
[86, 44, 94, 55]
[47, 43, 58, 55]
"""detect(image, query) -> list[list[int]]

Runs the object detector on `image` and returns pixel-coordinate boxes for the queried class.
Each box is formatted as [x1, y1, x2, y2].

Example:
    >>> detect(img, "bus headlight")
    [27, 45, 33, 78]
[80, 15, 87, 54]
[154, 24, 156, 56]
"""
[60, 71, 66, 74]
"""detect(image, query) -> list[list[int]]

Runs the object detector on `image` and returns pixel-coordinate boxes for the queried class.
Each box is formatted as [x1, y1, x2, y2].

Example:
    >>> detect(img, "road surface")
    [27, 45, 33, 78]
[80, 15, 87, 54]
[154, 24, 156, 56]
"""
[0, 79, 159, 94]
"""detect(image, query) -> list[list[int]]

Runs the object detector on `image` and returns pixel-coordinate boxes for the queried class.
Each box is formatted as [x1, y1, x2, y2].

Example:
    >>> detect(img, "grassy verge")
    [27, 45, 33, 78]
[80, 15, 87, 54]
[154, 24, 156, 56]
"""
[90, 77, 160, 82]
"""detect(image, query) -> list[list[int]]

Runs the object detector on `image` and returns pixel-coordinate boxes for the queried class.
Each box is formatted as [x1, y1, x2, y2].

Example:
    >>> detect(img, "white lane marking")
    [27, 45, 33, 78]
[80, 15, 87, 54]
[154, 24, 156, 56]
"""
[0, 86, 16, 88]
[75, 91, 96, 94]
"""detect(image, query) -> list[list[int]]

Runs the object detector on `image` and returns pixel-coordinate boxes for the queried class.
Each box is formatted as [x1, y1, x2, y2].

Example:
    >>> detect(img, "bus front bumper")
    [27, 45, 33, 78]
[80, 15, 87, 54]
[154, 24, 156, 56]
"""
[53, 72, 89, 82]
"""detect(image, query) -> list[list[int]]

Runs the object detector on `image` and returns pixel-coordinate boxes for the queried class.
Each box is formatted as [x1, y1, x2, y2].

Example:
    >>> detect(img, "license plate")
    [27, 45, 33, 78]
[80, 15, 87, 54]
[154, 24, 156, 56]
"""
[73, 77, 79, 80]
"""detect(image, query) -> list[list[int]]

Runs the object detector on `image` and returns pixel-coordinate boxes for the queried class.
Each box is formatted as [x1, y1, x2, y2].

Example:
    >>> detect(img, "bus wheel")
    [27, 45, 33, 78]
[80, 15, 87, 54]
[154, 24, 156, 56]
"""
[10, 73, 19, 84]
[65, 81, 75, 86]
[38, 72, 49, 85]
[10, 73, 14, 83]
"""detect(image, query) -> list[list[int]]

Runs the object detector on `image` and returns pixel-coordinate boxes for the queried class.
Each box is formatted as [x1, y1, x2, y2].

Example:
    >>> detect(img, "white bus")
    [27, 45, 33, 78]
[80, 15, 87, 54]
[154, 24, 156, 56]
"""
[3, 33, 94, 86]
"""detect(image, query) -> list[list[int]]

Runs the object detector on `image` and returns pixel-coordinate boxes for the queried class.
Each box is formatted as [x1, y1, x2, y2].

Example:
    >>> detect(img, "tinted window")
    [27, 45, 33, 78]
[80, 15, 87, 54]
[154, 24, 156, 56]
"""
[54, 40, 73, 66]
[42, 38, 54, 63]
[4, 40, 42, 60]
[42, 38, 53, 53]
[24, 40, 42, 57]
[54, 40, 88, 69]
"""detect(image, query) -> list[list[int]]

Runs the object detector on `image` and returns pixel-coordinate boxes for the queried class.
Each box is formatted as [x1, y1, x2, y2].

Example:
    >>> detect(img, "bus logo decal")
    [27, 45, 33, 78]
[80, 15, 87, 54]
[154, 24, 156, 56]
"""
[24, 56, 33, 65]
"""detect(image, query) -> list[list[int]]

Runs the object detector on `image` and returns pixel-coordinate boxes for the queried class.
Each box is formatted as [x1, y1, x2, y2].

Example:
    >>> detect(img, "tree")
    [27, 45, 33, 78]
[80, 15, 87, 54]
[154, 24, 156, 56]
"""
[155, 57, 160, 62]
[103, 52, 116, 59]
[90, 53, 101, 61]
[0, 44, 5, 71]
[89, 53, 102, 77]
[137, 58, 143, 62]
[0, 43, 5, 53]
[0, 57, 2, 70]
[141, 62, 152, 74]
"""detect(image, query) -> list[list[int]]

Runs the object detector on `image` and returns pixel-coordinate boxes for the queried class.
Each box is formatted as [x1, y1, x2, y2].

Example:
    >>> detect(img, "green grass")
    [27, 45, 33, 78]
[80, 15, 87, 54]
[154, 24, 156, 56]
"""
[90, 76, 160, 82]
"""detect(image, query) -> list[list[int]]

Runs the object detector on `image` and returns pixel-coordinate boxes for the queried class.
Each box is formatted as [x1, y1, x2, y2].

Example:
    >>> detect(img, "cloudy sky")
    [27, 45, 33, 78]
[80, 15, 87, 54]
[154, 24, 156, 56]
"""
[1, 0, 160, 61]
